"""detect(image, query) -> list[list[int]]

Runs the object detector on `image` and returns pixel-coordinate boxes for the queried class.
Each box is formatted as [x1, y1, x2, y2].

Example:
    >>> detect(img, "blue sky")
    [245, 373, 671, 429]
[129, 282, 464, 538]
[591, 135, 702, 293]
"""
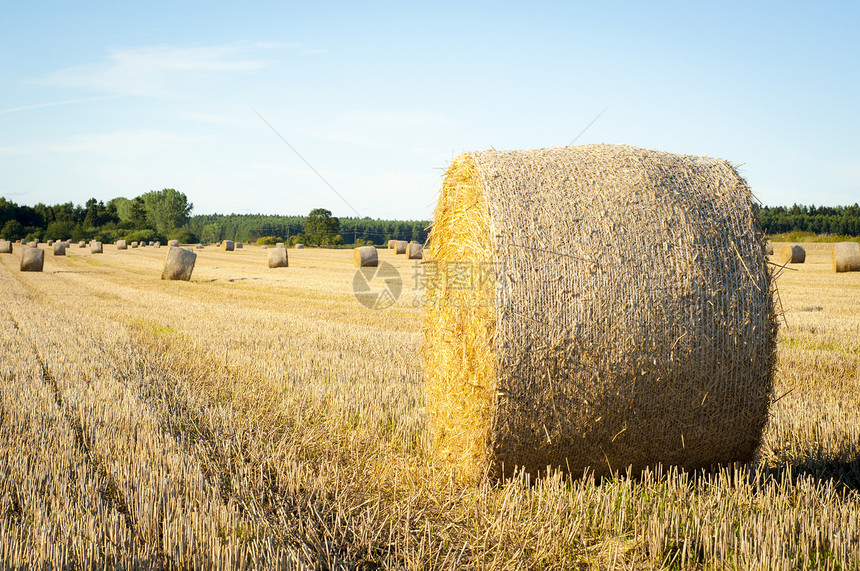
[1, 1, 857, 220]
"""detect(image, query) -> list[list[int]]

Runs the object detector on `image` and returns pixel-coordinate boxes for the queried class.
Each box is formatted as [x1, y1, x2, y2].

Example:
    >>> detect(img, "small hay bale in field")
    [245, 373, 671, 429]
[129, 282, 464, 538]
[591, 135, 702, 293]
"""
[27, 241, 37, 248]
[153, 241, 161, 248]
[221, 240, 235, 251]
[388, 239, 396, 249]
[78, 241, 86, 248]
[268, 247, 289, 268]
[90, 241, 103, 254]
[131, 241, 139, 248]
[0, 240, 11, 254]
[765, 240, 774, 255]
[353, 246, 378, 268]
[196, 244, 204, 249]
[52, 242, 66, 256]
[47, 239, 54, 246]
[394, 240, 407, 254]
[161, 246, 197, 281]
[295, 243, 304, 249]
[20, 247, 44, 272]
[168, 239, 179, 247]
[276, 242, 285, 248]
[116, 240, 127, 250]
[406, 242, 423, 260]
[832, 242, 860, 273]
[777, 244, 805, 264]
[425, 144, 776, 482]
[236, 242, 243, 249]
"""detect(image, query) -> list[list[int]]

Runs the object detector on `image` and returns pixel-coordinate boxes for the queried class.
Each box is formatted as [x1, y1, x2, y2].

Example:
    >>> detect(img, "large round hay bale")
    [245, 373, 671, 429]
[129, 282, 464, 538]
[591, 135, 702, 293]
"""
[0, 240, 11, 254]
[424, 144, 776, 482]
[388, 239, 396, 249]
[394, 240, 407, 254]
[161, 246, 197, 281]
[268, 247, 289, 268]
[116, 240, 127, 250]
[168, 239, 179, 247]
[221, 240, 235, 251]
[777, 244, 805, 264]
[353, 246, 378, 268]
[20, 247, 44, 272]
[90, 241, 103, 254]
[406, 242, 423, 260]
[295, 243, 304, 249]
[832, 242, 860, 273]
[52, 242, 66, 256]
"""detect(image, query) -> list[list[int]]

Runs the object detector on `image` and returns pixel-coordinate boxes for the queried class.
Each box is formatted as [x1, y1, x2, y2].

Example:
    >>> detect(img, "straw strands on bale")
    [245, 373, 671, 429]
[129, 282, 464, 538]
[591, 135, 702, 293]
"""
[0, 240, 11, 253]
[424, 144, 776, 483]
[168, 239, 179, 247]
[832, 242, 860, 273]
[353, 246, 378, 268]
[221, 240, 235, 251]
[90, 241, 103, 254]
[778, 244, 805, 264]
[52, 242, 66, 256]
[161, 246, 197, 281]
[394, 240, 407, 254]
[268, 247, 289, 268]
[20, 247, 44, 272]
[116, 240, 127, 250]
[406, 242, 424, 260]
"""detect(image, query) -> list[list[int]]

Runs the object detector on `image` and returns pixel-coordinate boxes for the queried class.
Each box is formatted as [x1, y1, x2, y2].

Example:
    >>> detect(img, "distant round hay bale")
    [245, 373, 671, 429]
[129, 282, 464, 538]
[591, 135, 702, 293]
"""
[168, 239, 179, 247]
[90, 241, 103, 254]
[406, 242, 423, 260]
[832, 242, 860, 273]
[765, 240, 774, 255]
[131, 241, 139, 248]
[295, 243, 304, 249]
[27, 241, 37, 248]
[221, 240, 235, 251]
[425, 144, 776, 482]
[196, 243, 204, 249]
[161, 246, 197, 281]
[268, 247, 289, 268]
[353, 246, 378, 268]
[276, 242, 285, 249]
[47, 239, 54, 246]
[153, 241, 161, 248]
[52, 242, 66, 256]
[777, 244, 805, 264]
[33, 239, 39, 245]
[0, 240, 11, 254]
[236, 242, 243, 249]
[116, 240, 128, 250]
[20, 247, 44, 272]
[394, 240, 408, 254]
[388, 240, 396, 249]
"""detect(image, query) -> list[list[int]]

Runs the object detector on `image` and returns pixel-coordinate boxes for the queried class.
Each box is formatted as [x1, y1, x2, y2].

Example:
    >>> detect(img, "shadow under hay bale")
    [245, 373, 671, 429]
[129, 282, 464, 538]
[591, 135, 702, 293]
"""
[832, 242, 860, 273]
[221, 240, 234, 251]
[406, 242, 423, 260]
[394, 240, 407, 254]
[424, 144, 777, 483]
[116, 240, 127, 250]
[20, 247, 44, 272]
[0, 240, 11, 254]
[90, 241, 103, 254]
[778, 244, 805, 264]
[353, 246, 378, 268]
[53, 242, 66, 256]
[268, 247, 289, 268]
[161, 246, 197, 281]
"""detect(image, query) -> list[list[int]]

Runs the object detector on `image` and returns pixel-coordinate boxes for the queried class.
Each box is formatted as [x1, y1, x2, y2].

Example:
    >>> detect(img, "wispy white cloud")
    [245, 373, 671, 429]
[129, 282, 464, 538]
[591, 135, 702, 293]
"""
[2, 129, 210, 159]
[0, 96, 117, 115]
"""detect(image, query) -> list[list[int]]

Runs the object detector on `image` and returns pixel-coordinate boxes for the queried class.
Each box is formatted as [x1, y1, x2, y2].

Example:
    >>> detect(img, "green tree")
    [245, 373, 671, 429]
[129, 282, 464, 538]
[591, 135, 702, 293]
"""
[200, 223, 224, 244]
[109, 197, 132, 221]
[141, 189, 193, 237]
[304, 208, 340, 246]
[1, 219, 24, 240]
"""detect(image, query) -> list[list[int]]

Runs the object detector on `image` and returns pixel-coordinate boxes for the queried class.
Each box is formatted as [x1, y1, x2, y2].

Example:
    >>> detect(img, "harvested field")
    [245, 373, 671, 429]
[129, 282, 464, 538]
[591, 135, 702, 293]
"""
[0, 242, 857, 569]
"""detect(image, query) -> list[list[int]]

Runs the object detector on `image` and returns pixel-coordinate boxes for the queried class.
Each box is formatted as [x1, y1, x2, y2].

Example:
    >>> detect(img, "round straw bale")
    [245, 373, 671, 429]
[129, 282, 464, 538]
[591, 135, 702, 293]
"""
[406, 242, 423, 260]
[52, 242, 66, 256]
[78, 241, 86, 248]
[161, 246, 197, 281]
[777, 244, 805, 264]
[0, 240, 11, 254]
[131, 241, 139, 248]
[394, 240, 407, 254]
[268, 247, 289, 268]
[236, 242, 243, 249]
[425, 144, 777, 482]
[153, 241, 161, 248]
[27, 241, 37, 248]
[353, 246, 378, 268]
[90, 241, 103, 254]
[20, 247, 44, 272]
[116, 240, 127, 250]
[832, 242, 860, 273]
[388, 239, 396, 249]
[196, 243, 204, 249]
[168, 239, 179, 247]
[765, 240, 774, 256]
[221, 240, 235, 251]
[276, 242, 285, 248]
[295, 243, 304, 249]
[47, 239, 54, 246]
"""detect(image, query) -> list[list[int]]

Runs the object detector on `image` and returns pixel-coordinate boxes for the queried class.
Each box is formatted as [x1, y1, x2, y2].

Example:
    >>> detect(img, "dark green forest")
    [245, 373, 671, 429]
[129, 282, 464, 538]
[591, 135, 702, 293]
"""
[2, 193, 858, 246]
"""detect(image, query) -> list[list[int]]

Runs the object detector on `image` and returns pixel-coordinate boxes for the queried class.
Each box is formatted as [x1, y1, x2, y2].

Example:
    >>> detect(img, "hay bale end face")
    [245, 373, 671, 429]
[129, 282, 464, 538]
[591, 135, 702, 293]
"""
[116, 240, 127, 250]
[161, 246, 197, 281]
[52, 242, 66, 256]
[168, 239, 179, 247]
[388, 239, 396, 249]
[268, 247, 289, 268]
[425, 144, 776, 482]
[832, 242, 860, 273]
[221, 240, 235, 251]
[47, 240, 54, 246]
[236, 242, 243, 249]
[153, 241, 161, 248]
[90, 241, 103, 254]
[0, 240, 11, 254]
[778, 244, 805, 264]
[20, 247, 44, 272]
[131, 241, 139, 248]
[27, 241, 37, 248]
[294, 243, 304, 249]
[394, 240, 408, 254]
[353, 246, 378, 268]
[78, 241, 86, 248]
[406, 242, 423, 260]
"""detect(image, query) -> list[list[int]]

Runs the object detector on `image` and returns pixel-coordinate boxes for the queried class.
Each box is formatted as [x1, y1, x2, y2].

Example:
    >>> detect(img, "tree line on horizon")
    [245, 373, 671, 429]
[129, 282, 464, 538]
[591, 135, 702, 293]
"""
[2, 194, 858, 245]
